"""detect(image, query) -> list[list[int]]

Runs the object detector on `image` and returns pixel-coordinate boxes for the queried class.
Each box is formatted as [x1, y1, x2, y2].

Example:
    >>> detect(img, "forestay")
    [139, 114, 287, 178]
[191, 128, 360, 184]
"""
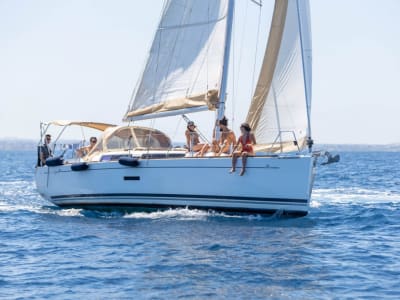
[125, 0, 229, 121]
[247, 0, 312, 153]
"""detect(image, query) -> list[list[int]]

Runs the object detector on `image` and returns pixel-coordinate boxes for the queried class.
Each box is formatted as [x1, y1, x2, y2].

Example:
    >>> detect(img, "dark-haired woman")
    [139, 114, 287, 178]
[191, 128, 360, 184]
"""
[185, 121, 206, 155]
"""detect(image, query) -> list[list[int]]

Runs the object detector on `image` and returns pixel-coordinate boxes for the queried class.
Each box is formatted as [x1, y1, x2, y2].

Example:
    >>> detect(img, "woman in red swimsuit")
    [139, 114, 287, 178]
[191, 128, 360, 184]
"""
[231, 123, 256, 176]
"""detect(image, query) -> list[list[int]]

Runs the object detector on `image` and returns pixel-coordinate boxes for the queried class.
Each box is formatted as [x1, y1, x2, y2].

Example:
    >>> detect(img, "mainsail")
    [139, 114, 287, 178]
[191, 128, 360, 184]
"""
[125, 0, 230, 121]
[247, 0, 312, 152]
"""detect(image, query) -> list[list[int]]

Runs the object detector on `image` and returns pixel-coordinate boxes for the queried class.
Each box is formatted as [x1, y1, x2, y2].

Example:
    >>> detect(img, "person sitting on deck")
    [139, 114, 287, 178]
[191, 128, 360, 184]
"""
[185, 121, 206, 155]
[231, 122, 256, 176]
[199, 116, 236, 157]
[76, 137, 97, 158]
[37, 134, 53, 167]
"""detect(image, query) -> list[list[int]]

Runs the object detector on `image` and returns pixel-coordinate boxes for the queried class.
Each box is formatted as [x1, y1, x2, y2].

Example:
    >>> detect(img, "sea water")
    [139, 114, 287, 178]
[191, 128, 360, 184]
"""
[0, 150, 399, 299]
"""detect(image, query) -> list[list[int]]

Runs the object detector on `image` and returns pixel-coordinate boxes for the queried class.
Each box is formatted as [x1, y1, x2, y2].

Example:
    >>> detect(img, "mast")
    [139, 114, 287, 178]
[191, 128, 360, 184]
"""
[216, 0, 235, 139]
[296, 0, 313, 151]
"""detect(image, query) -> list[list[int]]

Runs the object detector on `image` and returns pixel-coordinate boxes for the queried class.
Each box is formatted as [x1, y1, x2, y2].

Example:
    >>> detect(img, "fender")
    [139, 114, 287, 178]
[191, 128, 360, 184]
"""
[45, 156, 64, 167]
[71, 162, 89, 171]
[118, 157, 140, 167]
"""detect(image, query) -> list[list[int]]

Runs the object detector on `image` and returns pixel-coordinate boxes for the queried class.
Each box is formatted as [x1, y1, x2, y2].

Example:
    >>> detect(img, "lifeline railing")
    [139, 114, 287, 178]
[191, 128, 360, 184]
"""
[267, 130, 301, 153]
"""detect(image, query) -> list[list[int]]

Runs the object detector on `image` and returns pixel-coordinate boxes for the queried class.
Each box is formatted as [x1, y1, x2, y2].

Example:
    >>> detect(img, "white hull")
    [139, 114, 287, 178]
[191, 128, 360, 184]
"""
[35, 155, 315, 216]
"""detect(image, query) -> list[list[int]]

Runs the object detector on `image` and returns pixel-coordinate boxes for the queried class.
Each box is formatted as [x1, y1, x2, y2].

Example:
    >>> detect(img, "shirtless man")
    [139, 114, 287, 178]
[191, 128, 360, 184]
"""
[199, 116, 236, 156]
[212, 117, 236, 156]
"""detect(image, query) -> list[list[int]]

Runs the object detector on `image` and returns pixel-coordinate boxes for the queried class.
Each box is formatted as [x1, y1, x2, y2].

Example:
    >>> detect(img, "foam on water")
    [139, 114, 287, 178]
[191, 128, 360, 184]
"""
[0, 178, 272, 221]
[124, 207, 210, 220]
[0, 197, 265, 221]
[4, 182, 399, 221]
[313, 187, 400, 204]
[123, 207, 264, 221]
[0, 179, 86, 217]
[0, 201, 84, 217]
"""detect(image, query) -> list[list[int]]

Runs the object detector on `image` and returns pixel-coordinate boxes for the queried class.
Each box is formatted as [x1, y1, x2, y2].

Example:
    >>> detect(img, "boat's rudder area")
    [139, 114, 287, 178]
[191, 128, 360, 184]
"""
[118, 157, 140, 167]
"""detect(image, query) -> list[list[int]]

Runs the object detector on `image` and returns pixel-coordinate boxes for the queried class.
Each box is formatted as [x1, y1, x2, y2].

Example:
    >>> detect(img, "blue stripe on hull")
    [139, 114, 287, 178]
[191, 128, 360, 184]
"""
[51, 193, 308, 204]
[50, 194, 309, 217]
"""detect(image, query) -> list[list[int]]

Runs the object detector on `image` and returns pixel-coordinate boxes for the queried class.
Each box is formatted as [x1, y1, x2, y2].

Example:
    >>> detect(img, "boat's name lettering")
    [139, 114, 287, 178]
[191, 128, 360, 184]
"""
[265, 164, 279, 169]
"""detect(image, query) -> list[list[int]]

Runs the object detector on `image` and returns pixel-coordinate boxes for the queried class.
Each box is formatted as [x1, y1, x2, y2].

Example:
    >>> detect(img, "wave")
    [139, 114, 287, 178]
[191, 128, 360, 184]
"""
[0, 201, 84, 217]
[123, 207, 264, 221]
[0, 203, 268, 221]
[0, 200, 267, 221]
[124, 207, 210, 220]
[4, 182, 398, 221]
[312, 187, 400, 204]
[0, 180, 274, 221]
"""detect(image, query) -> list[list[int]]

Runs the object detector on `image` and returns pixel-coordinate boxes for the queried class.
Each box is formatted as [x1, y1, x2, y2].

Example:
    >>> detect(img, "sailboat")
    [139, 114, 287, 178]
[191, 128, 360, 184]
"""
[35, 0, 315, 216]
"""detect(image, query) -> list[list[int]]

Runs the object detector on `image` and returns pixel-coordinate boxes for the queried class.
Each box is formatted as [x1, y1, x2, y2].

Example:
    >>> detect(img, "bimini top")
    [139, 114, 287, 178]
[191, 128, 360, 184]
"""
[45, 120, 117, 131]
[87, 125, 173, 159]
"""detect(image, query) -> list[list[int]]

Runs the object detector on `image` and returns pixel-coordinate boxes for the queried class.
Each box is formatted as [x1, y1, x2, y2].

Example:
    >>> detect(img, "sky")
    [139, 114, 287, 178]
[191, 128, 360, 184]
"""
[0, 0, 399, 144]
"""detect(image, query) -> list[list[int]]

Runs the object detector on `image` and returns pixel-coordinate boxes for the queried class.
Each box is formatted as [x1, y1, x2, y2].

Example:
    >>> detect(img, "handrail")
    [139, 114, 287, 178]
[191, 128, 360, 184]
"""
[268, 130, 301, 153]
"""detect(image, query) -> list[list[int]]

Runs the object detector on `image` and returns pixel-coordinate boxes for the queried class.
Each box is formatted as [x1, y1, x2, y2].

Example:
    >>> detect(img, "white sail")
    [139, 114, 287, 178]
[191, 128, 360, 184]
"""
[125, 0, 229, 121]
[247, 0, 312, 152]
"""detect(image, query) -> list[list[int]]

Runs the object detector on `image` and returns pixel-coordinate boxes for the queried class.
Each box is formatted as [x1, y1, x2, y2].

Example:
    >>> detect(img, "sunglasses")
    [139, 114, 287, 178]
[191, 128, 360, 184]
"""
[90, 140, 97, 143]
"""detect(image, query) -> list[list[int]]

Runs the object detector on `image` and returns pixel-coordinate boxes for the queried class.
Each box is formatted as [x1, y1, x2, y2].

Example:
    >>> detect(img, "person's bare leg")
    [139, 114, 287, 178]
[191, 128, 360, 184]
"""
[240, 153, 248, 176]
[198, 144, 209, 157]
[230, 152, 238, 173]
[211, 140, 220, 154]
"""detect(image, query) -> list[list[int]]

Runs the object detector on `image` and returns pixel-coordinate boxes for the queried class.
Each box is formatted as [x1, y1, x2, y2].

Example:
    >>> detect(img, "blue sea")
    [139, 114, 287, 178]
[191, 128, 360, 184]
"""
[0, 150, 399, 299]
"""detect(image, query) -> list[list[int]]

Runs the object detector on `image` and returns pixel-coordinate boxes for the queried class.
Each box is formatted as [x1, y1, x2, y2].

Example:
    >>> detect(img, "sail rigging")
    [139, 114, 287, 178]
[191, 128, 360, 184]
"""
[247, 0, 312, 152]
[124, 0, 230, 121]
[124, 0, 312, 153]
